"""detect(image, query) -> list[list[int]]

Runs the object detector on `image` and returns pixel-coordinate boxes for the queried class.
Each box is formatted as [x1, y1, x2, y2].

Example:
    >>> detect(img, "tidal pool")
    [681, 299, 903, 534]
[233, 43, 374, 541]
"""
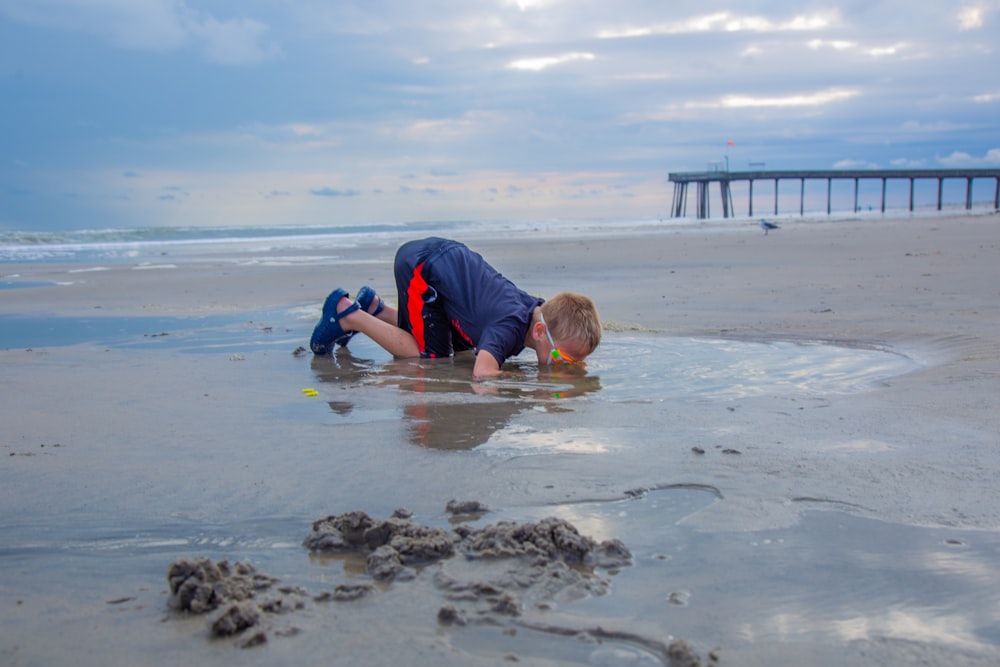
[308, 333, 922, 453]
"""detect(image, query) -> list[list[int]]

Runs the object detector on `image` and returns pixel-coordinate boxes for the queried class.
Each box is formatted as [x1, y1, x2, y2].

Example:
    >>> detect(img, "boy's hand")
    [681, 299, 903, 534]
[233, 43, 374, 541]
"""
[472, 349, 502, 378]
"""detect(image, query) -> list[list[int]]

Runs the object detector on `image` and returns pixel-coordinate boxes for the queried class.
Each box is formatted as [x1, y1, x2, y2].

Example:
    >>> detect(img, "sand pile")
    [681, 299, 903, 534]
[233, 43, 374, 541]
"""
[167, 508, 636, 650]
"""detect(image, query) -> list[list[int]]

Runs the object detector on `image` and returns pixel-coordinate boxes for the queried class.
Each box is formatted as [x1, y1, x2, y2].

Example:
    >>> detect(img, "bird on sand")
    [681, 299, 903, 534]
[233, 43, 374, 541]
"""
[759, 219, 780, 235]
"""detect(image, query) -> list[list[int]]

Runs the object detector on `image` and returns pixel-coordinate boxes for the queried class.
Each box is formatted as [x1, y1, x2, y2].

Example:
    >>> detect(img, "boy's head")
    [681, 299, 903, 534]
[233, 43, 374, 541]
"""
[538, 292, 601, 363]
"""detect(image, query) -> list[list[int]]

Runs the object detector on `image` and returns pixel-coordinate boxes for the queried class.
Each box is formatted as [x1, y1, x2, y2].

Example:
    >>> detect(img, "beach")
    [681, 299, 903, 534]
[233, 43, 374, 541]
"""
[2, 213, 1000, 665]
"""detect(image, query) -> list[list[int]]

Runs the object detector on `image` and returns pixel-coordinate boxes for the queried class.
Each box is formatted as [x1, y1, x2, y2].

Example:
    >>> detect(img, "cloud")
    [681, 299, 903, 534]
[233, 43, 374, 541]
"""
[507, 52, 595, 71]
[833, 159, 880, 169]
[187, 15, 282, 66]
[620, 86, 862, 124]
[865, 43, 909, 57]
[502, 0, 556, 10]
[690, 88, 861, 110]
[0, 0, 187, 50]
[310, 187, 361, 197]
[938, 149, 1000, 166]
[722, 89, 860, 109]
[900, 120, 971, 133]
[807, 39, 856, 51]
[0, 0, 281, 65]
[891, 158, 928, 168]
[938, 151, 972, 167]
[957, 6, 986, 29]
[384, 111, 511, 144]
[596, 10, 838, 39]
[806, 38, 910, 58]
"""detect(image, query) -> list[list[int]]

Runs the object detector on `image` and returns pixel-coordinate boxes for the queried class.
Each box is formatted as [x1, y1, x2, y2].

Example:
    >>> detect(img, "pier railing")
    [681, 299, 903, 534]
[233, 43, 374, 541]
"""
[668, 169, 1000, 219]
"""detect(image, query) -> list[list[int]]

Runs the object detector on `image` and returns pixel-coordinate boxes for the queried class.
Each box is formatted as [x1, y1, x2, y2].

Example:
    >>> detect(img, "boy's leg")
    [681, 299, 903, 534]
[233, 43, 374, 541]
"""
[374, 303, 397, 324]
[326, 238, 452, 359]
[360, 291, 397, 325]
[330, 294, 421, 358]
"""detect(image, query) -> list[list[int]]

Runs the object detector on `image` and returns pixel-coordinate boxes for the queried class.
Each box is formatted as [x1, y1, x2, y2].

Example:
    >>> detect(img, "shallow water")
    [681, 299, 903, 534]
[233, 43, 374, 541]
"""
[308, 333, 921, 454]
[0, 312, 290, 350]
[4, 317, 997, 665]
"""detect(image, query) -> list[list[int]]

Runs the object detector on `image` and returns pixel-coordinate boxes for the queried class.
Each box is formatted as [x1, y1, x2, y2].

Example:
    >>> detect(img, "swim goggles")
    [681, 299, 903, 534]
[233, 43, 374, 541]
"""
[539, 311, 577, 364]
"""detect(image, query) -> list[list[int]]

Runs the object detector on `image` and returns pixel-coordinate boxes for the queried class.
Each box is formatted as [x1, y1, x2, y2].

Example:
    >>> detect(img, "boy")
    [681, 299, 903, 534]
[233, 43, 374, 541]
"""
[310, 237, 601, 377]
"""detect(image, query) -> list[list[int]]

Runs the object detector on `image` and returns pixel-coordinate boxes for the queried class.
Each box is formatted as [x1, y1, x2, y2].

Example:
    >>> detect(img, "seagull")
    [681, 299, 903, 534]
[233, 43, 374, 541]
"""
[759, 219, 780, 235]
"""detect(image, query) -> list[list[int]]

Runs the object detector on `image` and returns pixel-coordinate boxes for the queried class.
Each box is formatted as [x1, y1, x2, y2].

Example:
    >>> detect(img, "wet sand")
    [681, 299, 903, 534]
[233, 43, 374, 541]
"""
[2, 213, 1000, 665]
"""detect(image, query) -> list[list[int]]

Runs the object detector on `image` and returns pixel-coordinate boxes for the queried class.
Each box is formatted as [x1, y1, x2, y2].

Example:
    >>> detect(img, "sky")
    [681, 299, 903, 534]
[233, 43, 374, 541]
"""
[1, 0, 999, 230]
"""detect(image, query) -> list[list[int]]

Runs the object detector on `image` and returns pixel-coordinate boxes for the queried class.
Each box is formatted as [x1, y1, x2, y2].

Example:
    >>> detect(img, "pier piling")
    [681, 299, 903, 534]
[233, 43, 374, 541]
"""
[668, 169, 1000, 219]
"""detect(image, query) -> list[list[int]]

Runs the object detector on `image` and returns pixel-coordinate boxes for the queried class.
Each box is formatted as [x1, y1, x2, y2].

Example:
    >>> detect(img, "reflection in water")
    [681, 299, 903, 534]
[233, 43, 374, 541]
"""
[310, 333, 919, 452]
[327, 401, 353, 416]
[587, 335, 921, 400]
[309, 346, 386, 385]
[480, 425, 614, 456]
[307, 549, 370, 578]
[924, 549, 998, 582]
[404, 401, 521, 451]
[498, 491, 1000, 661]
[829, 609, 984, 651]
[311, 349, 603, 450]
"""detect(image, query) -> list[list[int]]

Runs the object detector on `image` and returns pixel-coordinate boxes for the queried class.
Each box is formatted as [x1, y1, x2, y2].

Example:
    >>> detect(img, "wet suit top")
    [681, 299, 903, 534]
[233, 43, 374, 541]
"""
[393, 238, 543, 365]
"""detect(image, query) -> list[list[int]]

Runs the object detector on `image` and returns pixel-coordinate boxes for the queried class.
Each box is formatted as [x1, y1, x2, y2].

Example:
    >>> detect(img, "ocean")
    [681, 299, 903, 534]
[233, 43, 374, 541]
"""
[0, 218, 675, 264]
[2, 202, 991, 265]
[0, 220, 472, 263]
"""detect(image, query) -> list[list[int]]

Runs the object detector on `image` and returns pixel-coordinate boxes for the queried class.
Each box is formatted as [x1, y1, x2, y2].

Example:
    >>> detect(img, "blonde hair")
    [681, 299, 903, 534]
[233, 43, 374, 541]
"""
[540, 292, 601, 353]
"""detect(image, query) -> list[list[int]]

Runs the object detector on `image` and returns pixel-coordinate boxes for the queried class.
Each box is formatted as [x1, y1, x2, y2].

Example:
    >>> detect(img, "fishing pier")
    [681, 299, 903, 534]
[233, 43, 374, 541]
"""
[668, 168, 1000, 219]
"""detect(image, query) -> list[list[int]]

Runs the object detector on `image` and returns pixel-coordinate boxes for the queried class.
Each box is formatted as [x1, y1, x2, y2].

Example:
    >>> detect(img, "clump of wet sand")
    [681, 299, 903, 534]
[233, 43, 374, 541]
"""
[166, 508, 713, 663]
[445, 498, 490, 516]
[303, 510, 459, 580]
[303, 510, 635, 636]
[166, 556, 301, 647]
[167, 557, 277, 614]
[302, 510, 632, 583]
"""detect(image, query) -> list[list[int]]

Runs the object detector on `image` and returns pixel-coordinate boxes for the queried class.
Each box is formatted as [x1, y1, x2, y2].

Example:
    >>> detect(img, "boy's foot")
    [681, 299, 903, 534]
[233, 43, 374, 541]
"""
[356, 285, 385, 317]
[336, 286, 384, 348]
[310, 288, 360, 355]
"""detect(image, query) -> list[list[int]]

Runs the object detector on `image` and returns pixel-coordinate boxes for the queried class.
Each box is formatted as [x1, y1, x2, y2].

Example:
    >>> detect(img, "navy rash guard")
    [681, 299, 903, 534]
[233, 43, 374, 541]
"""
[393, 238, 543, 365]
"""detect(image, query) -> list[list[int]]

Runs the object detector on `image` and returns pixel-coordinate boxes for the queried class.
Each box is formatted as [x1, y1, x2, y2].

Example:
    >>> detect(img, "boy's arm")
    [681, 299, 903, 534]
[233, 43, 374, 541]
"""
[473, 349, 502, 378]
